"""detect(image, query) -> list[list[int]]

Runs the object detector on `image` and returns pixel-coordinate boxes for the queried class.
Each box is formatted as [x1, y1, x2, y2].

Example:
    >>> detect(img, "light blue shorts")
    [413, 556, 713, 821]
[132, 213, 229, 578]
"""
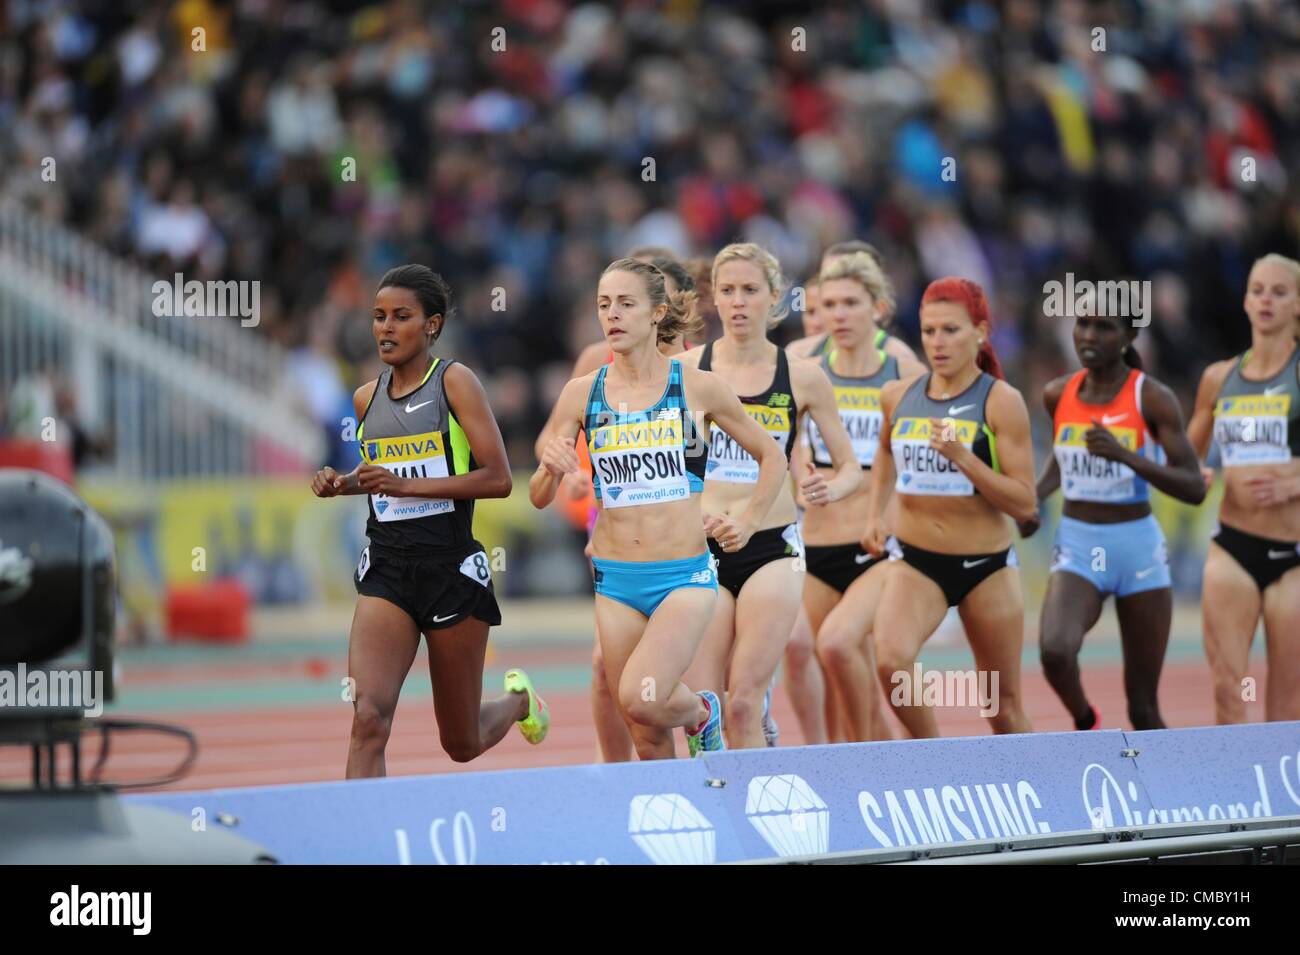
[592, 552, 717, 618]
[1050, 515, 1170, 597]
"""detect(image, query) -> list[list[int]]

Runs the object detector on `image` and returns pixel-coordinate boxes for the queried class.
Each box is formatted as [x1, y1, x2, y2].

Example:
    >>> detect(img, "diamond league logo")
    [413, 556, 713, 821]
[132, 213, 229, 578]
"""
[628, 793, 715, 864]
[745, 774, 830, 857]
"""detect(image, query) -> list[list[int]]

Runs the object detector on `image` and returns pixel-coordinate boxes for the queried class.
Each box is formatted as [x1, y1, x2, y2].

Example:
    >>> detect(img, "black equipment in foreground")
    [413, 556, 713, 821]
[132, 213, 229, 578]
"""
[0, 469, 275, 863]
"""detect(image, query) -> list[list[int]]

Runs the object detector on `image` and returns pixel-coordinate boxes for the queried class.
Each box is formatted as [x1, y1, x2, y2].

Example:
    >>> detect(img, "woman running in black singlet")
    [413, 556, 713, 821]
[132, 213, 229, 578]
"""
[678, 243, 861, 748]
[312, 265, 547, 777]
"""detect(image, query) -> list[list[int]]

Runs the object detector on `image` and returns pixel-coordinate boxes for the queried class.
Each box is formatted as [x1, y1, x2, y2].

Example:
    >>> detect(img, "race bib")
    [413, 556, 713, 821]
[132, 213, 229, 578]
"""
[459, 550, 492, 588]
[589, 409, 691, 508]
[891, 417, 979, 496]
[808, 386, 883, 467]
[706, 404, 790, 484]
[781, 522, 804, 557]
[362, 430, 453, 522]
[1214, 395, 1292, 466]
[1054, 423, 1139, 502]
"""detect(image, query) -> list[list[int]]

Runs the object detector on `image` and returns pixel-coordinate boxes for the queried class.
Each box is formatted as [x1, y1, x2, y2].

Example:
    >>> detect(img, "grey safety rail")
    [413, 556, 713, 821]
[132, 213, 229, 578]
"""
[739, 814, 1300, 865]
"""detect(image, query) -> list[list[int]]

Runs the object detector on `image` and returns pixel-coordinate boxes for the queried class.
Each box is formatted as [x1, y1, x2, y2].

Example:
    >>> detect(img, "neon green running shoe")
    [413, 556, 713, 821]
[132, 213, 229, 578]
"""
[504, 668, 549, 744]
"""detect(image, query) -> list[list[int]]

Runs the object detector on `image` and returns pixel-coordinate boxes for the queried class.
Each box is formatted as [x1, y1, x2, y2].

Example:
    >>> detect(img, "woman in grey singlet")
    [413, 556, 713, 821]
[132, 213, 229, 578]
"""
[1187, 253, 1300, 724]
[311, 265, 548, 777]
[864, 277, 1037, 739]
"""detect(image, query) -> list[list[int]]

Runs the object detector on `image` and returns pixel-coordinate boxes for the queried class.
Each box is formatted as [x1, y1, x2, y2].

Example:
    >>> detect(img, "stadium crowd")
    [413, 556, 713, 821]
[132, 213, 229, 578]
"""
[2, 0, 1298, 474]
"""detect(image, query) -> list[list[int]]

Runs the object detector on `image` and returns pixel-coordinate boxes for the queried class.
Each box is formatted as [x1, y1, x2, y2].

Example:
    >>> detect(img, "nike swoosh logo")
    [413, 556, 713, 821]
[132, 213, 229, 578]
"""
[963, 558, 989, 569]
[405, 399, 435, 413]
[1265, 385, 1287, 396]
[1101, 414, 1127, 425]
[1268, 549, 1294, 560]
[948, 404, 975, 416]
[1135, 566, 1158, 579]
[431, 613, 459, 623]
[854, 553, 873, 565]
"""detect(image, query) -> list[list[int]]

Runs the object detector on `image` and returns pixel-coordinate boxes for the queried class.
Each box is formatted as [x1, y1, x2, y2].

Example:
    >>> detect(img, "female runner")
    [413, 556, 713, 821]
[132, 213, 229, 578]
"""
[1187, 253, 1300, 723]
[677, 243, 861, 748]
[531, 257, 787, 758]
[312, 265, 547, 777]
[865, 277, 1035, 737]
[803, 252, 926, 742]
[533, 255, 703, 762]
[1021, 308, 1206, 730]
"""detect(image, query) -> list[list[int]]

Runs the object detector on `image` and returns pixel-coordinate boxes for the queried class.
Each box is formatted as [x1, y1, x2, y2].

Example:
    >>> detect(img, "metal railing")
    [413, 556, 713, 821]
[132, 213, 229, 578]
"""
[742, 814, 1300, 865]
[0, 199, 322, 478]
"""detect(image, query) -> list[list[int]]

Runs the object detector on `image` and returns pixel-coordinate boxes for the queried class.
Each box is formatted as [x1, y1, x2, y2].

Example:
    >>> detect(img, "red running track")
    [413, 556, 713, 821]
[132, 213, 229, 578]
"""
[0, 658, 1252, 793]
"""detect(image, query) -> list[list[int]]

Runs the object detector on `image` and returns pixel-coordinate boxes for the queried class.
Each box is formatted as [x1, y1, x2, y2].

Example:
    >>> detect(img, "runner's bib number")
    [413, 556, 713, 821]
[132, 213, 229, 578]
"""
[1053, 423, 1139, 502]
[589, 409, 691, 508]
[808, 387, 883, 467]
[362, 430, 454, 522]
[891, 417, 979, 496]
[1214, 395, 1292, 466]
[706, 405, 789, 484]
[459, 550, 492, 587]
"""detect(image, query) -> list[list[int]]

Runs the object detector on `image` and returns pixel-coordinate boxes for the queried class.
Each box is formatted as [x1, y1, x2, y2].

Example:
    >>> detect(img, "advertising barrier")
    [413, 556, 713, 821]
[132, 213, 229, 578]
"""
[129, 722, 1300, 864]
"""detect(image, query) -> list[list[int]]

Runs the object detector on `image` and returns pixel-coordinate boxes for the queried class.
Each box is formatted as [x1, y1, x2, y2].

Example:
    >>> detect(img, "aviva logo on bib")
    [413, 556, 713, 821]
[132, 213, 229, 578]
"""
[363, 431, 445, 463]
[892, 417, 978, 442]
[834, 387, 881, 411]
[744, 405, 791, 432]
[590, 420, 682, 453]
[1218, 395, 1289, 417]
[1055, 423, 1137, 450]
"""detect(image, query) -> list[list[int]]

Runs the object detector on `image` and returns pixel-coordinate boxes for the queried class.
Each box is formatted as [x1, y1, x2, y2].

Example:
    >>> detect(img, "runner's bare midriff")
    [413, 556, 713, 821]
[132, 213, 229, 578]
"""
[801, 467, 872, 546]
[894, 492, 1012, 554]
[1219, 459, 1300, 540]
[590, 495, 708, 562]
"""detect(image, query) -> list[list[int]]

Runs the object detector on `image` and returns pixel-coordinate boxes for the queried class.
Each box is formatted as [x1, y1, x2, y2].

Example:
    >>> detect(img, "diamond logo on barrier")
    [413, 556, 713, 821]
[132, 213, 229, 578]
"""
[628, 793, 715, 865]
[745, 774, 829, 857]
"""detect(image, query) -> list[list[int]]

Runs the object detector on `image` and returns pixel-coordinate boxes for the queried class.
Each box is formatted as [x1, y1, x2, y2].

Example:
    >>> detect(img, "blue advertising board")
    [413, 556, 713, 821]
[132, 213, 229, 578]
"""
[129, 722, 1300, 864]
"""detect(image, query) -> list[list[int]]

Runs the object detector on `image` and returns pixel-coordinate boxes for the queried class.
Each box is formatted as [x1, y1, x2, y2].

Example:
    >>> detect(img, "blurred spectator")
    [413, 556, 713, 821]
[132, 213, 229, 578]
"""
[1, 0, 1298, 461]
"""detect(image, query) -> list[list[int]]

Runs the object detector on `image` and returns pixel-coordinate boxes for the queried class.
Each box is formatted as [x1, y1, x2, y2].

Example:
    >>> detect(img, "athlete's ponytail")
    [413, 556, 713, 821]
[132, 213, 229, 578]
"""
[602, 257, 703, 345]
[920, 277, 1005, 380]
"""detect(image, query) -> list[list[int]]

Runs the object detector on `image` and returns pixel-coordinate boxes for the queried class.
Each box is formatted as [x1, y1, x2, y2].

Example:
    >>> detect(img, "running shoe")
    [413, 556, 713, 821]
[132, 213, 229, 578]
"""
[686, 689, 725, 757]
[761, 682, 779, 747]
[1075, 705, 1100, 731]
[504, 668, 549, 744]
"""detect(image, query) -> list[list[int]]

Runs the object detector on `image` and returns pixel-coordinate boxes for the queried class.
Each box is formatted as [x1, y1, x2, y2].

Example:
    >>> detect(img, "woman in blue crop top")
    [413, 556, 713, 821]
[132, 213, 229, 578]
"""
[530, 257, 788, 759]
